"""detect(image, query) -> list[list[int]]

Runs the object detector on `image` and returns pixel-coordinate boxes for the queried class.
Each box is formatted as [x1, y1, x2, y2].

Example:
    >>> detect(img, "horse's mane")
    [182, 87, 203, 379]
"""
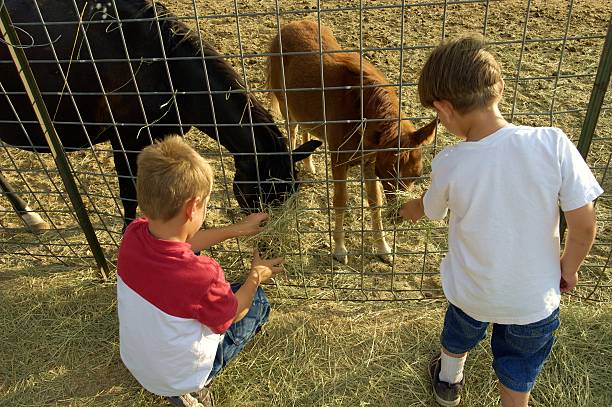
[343, 55, 406, 149]
[132, 1, 288, 154]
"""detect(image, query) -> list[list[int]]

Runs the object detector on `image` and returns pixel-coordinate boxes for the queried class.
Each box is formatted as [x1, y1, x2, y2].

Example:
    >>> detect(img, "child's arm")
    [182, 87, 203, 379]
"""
[188, 212, 268, 252]
[560, 202, 597, 293]
[233, 250, 283, 322]
[399, 192, 427, 223]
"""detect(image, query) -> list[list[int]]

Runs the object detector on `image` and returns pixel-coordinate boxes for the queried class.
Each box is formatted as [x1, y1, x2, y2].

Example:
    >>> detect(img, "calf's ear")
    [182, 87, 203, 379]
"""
[410, 118, 438, 147]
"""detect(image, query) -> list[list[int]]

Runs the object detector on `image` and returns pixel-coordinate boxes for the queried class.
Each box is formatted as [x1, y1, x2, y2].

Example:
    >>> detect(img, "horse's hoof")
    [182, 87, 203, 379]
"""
[333, 253, 348, 264]
[376, 253, 393, 265]
[27, 220, 50, 234]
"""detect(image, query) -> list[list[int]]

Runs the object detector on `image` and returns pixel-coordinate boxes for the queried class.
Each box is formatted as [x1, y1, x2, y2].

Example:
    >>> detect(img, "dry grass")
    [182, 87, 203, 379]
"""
[0, 0, 610, 301]
[1, 265, 611, 407]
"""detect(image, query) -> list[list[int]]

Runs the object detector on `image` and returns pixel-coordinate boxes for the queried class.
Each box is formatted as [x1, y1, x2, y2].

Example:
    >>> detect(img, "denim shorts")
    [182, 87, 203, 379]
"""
[440, 303, 560, 393]
[206, 283, 270, 383]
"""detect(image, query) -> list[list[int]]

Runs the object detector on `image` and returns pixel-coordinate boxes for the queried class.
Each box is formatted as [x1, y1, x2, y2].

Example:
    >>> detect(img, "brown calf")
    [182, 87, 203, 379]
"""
[267, 20, 436, 264]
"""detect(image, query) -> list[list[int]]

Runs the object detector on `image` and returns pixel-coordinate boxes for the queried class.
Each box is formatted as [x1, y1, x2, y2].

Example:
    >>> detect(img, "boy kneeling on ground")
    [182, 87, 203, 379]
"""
[117, 136, 283, 407]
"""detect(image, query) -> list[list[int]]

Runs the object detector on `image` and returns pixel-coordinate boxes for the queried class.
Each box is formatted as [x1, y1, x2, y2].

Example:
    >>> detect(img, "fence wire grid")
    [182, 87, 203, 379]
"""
[0, 0, 610, 301]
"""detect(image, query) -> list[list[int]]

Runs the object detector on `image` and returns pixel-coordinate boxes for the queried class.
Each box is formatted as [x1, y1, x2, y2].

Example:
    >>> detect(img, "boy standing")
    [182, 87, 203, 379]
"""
[400, 35, 603, 407]
[117, 136, 283, 407]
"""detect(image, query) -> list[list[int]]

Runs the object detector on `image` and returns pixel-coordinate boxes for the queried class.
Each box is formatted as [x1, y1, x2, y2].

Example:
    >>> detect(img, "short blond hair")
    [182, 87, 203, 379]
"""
[418, 34, 503, 114]
[137, 136, 213, 221]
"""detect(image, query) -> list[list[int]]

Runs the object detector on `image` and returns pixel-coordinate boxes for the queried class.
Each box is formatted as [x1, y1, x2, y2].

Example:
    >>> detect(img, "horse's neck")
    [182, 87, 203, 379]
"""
[191, 88, 283, 156]
[191, 82, 281, 155]
[167, 32, 285, 156]
[205, 105, 280, 155]
[364, 80, 403, 145]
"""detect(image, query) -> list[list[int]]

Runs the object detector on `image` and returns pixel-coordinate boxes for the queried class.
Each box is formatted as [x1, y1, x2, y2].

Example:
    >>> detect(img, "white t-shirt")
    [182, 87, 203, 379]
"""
[423, 125, 603, 324]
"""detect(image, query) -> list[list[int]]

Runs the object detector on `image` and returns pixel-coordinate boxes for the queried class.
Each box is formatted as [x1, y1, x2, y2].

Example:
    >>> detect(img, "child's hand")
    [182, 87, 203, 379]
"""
[250, 249, 284, 284]
[234, 212, 269, 237]
[399, 198, 425, 223]
[560, 267, 579, 293]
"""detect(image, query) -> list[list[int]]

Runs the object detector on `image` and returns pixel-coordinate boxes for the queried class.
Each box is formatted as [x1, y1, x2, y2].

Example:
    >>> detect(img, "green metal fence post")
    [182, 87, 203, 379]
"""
[0, 4, 110, 279]
[560, 17, 611, 239]
[576, 18, 612, 160]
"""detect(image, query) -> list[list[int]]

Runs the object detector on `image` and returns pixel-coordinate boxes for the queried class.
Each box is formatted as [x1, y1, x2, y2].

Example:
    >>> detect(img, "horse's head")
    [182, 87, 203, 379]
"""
[374, 119, 437, 201]
[232, 139, 322, 212]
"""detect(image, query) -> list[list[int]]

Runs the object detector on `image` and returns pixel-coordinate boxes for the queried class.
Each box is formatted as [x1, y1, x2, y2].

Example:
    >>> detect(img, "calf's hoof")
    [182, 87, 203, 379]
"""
[333, 253, 348, 264]
[20, 210, 50, 234]
[28, 220, 50, 234]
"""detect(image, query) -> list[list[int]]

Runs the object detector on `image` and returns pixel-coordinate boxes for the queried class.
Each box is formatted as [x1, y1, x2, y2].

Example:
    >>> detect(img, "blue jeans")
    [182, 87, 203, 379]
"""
[206, 283, 270, 382]
[440, 303, 560, 393]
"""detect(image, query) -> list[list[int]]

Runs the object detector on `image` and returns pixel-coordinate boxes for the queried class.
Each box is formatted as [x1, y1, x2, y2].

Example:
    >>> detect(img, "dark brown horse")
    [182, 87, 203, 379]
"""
[0, 0, 320, 230]
[267, 20, 436, 263]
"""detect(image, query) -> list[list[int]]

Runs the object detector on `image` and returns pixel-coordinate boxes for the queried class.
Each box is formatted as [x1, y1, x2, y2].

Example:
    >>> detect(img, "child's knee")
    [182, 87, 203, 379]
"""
[254, 286, 270, 304]
[253, 287, 271, 323]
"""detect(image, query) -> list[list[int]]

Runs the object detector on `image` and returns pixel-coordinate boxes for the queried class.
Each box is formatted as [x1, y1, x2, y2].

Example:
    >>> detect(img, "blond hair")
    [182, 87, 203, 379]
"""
[418, 34, 503, 114]
[137, 136, 213, 221]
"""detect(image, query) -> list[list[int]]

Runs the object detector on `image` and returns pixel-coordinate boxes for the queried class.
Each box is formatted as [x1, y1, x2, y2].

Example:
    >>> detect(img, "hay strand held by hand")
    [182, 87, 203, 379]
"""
[241, 192, 310, 279]
[384, 189, 415, 222]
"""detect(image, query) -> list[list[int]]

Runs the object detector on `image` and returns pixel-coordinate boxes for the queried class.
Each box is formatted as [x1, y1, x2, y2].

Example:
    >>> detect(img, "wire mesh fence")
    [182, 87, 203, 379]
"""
[0, 0, 610, 302]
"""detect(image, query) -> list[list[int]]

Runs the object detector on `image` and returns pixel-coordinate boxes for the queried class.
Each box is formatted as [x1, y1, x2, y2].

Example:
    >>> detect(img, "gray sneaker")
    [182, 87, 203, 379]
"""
[192, 386, 215, 407]
[429, 353, 464, 406]
[166, 394, 204, 407]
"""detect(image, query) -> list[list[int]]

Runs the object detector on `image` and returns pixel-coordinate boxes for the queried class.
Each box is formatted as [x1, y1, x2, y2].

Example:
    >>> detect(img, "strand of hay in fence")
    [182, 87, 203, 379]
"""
[239, 192, 315, 294]
[242, 192, 301, 256]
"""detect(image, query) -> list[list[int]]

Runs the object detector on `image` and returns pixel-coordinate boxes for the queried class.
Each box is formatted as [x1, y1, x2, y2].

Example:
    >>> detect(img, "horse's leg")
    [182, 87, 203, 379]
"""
[0, 172, 49, 232]
[291, 124, 315, 174]
[282, 110, 315, 174]
[287, 117, 299, 152]
[301, 131, 316, 174]
[364, 162, 392, 264]
[275, 97, 297, 149]
[111, 142, 139, 229]
[331, 162, 349, 264]
[291, 126, 316, 174]
[278, 98, 315, 175]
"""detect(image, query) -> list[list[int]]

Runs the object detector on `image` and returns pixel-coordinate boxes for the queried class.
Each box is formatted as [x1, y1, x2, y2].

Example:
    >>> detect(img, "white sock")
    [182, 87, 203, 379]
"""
[439, 351, 467, 384]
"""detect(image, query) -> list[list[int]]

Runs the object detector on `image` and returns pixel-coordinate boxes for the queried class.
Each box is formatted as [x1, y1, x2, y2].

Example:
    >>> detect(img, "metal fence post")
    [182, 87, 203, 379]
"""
[560, 17, 611, 239]
[576, 18, 612, 160]
[0, 4, 110, 279]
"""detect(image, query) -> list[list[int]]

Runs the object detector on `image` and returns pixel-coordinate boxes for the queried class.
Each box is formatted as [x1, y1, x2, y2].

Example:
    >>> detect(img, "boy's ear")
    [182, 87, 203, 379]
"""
[185, 197, 199, 220]
[433, 100, 454, 123]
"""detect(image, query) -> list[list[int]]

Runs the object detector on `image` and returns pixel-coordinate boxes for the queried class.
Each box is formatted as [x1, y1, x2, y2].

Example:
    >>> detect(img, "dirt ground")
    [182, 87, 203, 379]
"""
[0, 0, 610, 301]
[170, 0, 612, 301]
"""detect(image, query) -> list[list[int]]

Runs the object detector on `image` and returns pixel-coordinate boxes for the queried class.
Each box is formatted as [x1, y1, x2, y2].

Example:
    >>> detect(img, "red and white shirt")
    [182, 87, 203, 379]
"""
[117, 218, 237, 396]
